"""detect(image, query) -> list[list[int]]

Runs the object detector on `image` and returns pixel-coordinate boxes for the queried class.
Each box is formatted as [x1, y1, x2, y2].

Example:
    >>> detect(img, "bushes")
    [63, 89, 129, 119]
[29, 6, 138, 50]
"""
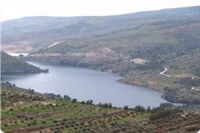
[98, 103, 112, 108]
[71, 99, 77, 103]
[175, 77, 200, 88]
[63, 95, 71, 101]
[123, 105, 129, 110]
[194, 68, 200, 76]
[134, 105, 145, 112]
[149, 108, 181, 120]
[86, 100, 93, 105]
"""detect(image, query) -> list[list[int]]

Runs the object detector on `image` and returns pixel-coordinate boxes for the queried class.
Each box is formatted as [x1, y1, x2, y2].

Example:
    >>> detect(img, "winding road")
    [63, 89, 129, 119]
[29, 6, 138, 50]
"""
[160, 68, 199, 91]
[159, 67, 171, 77]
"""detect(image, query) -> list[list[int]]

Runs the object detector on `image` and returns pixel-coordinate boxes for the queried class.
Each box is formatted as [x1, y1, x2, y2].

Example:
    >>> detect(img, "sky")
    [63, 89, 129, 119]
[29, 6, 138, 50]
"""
[0, 0, 199, 21]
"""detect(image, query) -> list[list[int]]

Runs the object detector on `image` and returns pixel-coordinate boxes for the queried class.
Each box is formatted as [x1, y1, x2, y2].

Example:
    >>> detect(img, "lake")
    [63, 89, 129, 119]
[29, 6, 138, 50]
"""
[2, 61, 168, 108]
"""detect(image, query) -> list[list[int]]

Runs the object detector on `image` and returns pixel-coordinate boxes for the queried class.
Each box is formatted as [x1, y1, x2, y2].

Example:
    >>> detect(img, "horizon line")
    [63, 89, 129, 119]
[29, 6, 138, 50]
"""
[2, 5, 199, 22]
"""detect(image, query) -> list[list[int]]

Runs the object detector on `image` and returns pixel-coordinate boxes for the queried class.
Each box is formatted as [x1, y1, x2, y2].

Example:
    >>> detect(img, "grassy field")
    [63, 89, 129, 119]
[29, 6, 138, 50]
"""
[1, 82, 200, 133]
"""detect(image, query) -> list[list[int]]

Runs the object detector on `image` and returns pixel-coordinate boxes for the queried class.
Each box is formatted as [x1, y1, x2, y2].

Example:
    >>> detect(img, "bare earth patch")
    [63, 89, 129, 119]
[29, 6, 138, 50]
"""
[130, 58, 150, 65]
[1, 41, 33, 53]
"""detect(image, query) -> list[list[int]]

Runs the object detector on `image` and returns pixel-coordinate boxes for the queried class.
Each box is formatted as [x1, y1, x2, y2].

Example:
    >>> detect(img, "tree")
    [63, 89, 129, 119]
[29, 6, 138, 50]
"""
[194, 67, 200, 76]
[71, 99, 77, 103]
[123, 105, 129, 110]
[134, 105, 145, 112]
[146, 106, 151, 112]
[86, 100, 93, 105]
[63, 95, 71, 101]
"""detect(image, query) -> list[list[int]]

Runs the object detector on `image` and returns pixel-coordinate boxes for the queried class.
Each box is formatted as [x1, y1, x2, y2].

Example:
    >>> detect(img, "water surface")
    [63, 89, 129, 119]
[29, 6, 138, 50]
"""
[2, 61, 168, 108]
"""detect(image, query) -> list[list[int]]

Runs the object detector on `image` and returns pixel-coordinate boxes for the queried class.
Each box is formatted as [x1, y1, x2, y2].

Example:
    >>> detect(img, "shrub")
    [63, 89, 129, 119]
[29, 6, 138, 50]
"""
[149, 109, 181, 120]
[123, 105, 129, 110]
[134, 105, 145, 112]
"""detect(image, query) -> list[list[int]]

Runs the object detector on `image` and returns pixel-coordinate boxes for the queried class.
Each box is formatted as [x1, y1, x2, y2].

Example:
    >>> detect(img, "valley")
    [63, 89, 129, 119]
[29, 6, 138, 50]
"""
[2, 6, 200, 105]
[1, 5, 200, 133]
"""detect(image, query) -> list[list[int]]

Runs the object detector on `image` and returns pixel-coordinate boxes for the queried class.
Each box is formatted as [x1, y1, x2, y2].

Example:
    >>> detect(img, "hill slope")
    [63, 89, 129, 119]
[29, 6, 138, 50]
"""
[1, 82, 200, 133]
[1, 52, 48, 74]
[1, 6, 199, 52]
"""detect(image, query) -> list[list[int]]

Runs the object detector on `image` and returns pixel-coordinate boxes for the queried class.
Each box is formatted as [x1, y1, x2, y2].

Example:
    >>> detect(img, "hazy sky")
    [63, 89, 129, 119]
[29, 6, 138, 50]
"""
[1, 0, 199, 21]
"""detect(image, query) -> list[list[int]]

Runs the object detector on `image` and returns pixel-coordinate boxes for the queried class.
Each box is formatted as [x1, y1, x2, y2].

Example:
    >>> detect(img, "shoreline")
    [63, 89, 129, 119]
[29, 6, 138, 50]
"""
[7, 59, 199, 105]
[24, 60, 181, 104]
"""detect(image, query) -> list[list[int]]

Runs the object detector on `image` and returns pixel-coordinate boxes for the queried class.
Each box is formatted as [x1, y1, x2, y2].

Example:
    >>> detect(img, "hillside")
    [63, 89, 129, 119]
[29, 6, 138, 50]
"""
[1, 6, 200, 104]
[1, 52, 48, 74]
[1, 6, 199, 52]
[1, 82, 200, 133]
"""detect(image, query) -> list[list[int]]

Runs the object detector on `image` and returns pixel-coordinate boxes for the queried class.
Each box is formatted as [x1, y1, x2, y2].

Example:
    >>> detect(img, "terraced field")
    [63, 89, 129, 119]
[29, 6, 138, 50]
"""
[1, 82, 200, 133]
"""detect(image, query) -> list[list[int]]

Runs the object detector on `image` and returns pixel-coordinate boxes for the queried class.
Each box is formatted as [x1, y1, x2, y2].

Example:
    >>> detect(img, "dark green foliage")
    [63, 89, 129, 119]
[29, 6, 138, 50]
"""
[1, 52, 48, 74]
[123, 105, 129, 110]
[134, 105, 145, 112]
[175, 77, 200, 88]
[98, 103, 112, 108]
[71, 99, 77, 103]
[194, 68, 200, 76]
[85, 100, 93, 105]
[163, 87, 200, 104]
[149, 108, 181, 120]
[63, 95, 71, 101]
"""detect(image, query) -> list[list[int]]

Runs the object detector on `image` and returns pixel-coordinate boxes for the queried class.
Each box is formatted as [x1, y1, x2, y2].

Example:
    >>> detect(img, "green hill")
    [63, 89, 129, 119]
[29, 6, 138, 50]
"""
[1, 52, 48, 74]
[1, 82, 200, 133]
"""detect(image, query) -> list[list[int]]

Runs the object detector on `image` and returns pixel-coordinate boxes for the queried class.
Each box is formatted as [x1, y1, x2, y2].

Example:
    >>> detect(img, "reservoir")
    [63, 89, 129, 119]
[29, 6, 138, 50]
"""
[2, 61, 168, 108]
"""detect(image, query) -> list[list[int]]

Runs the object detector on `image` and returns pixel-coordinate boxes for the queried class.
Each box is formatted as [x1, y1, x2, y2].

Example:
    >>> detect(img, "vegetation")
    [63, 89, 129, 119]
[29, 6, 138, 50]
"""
[1, 52, 48, 74]
[175, 77, 200, 88]
[1, 6, 200, 104]
[1, 82, 200, 133]
[149, 108, 181, 120]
